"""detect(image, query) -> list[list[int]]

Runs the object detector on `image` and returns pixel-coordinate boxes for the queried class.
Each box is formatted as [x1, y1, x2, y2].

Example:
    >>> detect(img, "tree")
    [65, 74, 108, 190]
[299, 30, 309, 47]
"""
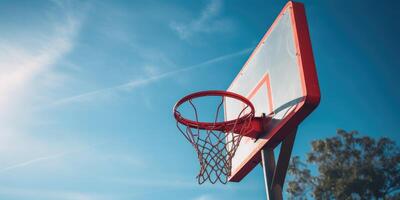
[287, 129, 400, 200]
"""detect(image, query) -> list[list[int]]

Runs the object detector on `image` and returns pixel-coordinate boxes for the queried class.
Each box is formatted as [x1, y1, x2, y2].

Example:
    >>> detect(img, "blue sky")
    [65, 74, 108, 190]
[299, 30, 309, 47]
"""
[0, 0, 399, 199]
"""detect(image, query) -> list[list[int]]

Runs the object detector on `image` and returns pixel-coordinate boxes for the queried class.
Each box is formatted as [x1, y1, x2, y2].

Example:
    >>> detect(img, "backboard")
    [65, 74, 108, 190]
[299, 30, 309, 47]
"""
[225, 1, 320, 182]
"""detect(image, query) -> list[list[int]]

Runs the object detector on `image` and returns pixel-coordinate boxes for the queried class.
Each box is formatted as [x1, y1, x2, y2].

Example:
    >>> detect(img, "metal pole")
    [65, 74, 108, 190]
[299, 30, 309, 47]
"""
[272, 128, 297, 199]
[261, 148, 275, 200]
[261, 127, 298, 200]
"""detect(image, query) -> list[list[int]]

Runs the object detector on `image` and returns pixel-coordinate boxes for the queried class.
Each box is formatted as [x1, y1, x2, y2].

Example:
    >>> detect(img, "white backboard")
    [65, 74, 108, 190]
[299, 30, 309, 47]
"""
[225, 1, 320, 182]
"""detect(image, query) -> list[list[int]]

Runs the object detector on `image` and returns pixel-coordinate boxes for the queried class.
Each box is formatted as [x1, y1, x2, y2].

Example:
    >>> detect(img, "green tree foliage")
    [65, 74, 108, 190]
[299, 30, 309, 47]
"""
[287, 129, 400, 200]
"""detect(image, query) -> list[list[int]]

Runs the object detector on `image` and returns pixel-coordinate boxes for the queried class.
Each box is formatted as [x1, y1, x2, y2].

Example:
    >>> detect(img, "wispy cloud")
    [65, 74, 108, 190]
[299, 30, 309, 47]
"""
[90, 151, 147, 169]
[0, 142, 105, 173]
[50, 47, 252, 106]
[193, 194, 218, 200]
[0, 0, 86, 174]
[0, 152, 67, 173]
[0, 2, 82, 116]
[170, 0, 234, 40]
[0, 186, 109, 200]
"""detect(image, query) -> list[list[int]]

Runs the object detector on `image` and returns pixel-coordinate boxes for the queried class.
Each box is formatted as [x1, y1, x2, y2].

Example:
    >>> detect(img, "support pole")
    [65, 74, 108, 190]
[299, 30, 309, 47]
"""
[261, 148, 275, 199]
[261, 127, 297, 200]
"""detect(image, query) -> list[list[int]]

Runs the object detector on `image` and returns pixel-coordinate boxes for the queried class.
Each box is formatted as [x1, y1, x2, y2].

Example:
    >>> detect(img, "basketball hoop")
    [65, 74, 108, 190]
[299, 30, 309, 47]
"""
[173, 90, 271, 184]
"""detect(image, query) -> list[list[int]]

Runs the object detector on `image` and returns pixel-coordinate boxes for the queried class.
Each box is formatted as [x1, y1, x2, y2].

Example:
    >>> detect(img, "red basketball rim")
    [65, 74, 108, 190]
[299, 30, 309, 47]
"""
[173, 90, 255, 131]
